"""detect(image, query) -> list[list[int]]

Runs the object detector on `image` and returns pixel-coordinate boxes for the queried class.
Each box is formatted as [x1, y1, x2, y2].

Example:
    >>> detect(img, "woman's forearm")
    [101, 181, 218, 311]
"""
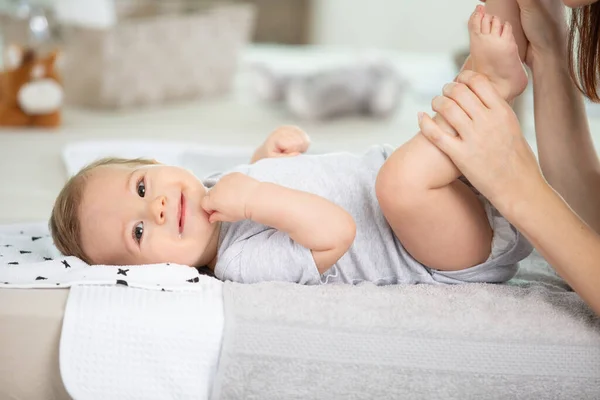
[246, 183, 356, 272]
[531, 54, 600, 233]
[506, 180, 600, 315]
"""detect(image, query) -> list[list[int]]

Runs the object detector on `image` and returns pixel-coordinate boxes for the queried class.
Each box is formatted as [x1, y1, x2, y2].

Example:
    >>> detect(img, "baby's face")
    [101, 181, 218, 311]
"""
[79, 163, 217, 266]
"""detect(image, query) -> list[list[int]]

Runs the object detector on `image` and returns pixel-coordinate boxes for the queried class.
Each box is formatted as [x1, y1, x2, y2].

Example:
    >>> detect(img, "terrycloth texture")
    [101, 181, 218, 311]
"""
[211, 252, 600, 400]
[61, 282, 224, 400]
[0, 222, 207, 290]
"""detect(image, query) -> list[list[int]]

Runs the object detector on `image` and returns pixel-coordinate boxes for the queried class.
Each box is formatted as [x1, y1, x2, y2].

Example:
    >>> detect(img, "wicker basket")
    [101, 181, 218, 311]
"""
[1, 3, 256, 109]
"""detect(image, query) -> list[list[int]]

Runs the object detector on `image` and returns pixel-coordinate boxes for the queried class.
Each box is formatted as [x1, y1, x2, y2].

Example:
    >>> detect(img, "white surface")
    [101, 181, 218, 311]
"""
[1, 45, 600, 225]
[63, 140, 254, 177]
[310, 0, 474, 53]
[61, 283, 224, 400]
[54, 0, 116, 28]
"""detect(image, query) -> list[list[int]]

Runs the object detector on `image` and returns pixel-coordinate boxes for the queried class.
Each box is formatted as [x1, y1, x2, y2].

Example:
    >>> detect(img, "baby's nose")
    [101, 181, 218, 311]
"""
[150, 196, 167, 225]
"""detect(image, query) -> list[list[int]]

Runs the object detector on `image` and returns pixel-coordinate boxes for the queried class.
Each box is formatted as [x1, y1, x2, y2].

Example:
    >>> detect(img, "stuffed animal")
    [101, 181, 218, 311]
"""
[0, 45, 63, 127]
[250, 60, 406, 120]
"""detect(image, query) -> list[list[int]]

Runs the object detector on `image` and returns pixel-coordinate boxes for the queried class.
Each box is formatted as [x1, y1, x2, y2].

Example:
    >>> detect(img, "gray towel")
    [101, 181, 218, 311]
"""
[211, 252, 600, 399]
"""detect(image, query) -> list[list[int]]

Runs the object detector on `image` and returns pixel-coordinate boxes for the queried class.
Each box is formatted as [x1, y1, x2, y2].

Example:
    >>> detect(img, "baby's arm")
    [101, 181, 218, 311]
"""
[202, 172, 356, 274]
[246, 182, 356, 274]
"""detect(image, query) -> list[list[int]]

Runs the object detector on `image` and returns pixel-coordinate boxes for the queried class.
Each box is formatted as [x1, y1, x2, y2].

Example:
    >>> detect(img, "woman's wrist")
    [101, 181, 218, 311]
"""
[494, 174, 554, 226]
[526, 18, 568, 72]
[529, 44, 568, 74]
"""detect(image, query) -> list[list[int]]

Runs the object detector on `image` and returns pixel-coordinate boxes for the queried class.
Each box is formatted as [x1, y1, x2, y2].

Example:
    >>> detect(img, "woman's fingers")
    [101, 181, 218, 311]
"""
[418, 112, 461, 157]
[442, 82, 489, 119]
[455, 70, 504, 109]
[431, 95, 475, 139]
[425, 79, 541, 211]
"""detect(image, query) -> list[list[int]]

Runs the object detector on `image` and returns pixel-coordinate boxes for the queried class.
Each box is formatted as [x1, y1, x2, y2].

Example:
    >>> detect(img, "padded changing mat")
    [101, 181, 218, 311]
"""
[213, 261, 600, 400]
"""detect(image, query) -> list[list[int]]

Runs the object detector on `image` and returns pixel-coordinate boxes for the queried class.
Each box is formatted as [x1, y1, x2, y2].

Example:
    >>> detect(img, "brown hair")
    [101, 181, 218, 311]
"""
[568, 3, 600, 102]
[49, 157, 157, 264]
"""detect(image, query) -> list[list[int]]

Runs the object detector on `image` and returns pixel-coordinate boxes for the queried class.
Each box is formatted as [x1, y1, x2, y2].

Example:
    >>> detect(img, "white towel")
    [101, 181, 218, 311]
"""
[61, 283, 224, 400]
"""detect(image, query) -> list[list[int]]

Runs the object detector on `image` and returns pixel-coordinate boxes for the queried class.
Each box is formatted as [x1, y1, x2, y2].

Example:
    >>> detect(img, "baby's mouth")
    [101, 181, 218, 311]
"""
[178, 193, 186, 235]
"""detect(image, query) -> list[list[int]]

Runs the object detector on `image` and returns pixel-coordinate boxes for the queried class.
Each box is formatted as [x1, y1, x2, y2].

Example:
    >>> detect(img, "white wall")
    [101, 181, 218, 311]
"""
[310, 0, 478, 53]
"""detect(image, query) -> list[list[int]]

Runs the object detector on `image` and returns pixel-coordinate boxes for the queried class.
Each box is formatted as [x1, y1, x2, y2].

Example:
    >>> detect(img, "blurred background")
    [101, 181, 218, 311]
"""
[0, 0, 597, 223]
[1, 0, 478, 52]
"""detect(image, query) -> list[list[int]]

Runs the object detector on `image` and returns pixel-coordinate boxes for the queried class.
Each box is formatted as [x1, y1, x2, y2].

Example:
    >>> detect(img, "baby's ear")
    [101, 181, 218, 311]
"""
[4, 44, 24, 70]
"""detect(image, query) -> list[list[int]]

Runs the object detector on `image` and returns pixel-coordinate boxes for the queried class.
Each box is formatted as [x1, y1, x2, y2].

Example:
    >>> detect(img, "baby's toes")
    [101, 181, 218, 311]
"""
[491, 16, 502, 36]
[481, 13, 492, 35]
[501, 22, 513, 40]
[468, 7, 484, 35]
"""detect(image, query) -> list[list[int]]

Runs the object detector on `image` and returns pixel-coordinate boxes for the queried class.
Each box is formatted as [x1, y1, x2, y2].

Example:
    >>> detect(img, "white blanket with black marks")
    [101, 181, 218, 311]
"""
[0, 222, 225, 400]
[0, 222, 208, 290]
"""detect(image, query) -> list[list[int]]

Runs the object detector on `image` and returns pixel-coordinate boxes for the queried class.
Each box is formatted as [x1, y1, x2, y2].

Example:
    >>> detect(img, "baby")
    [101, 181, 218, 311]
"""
[50, 4, 533, 285]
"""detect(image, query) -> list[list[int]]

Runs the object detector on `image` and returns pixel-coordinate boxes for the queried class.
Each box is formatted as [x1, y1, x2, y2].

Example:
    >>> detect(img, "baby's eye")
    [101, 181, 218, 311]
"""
[137, 178, 146, 198]
[133, 222, 144, 244]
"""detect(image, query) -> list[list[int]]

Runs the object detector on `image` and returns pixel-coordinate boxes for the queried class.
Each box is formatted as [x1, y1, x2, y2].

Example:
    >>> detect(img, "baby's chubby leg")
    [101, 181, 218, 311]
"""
[375, 2, 527, 272]
[376, 134, 493, 272]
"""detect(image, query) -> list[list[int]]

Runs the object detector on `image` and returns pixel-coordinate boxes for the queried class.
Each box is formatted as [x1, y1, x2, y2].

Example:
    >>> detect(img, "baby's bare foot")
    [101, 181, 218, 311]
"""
[469, 5, 528, 101]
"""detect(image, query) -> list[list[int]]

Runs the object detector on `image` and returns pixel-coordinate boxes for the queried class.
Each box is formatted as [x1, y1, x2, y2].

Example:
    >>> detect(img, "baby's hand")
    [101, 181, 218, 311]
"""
[252, 125, 310, 163]
[201, 173, 260, 223]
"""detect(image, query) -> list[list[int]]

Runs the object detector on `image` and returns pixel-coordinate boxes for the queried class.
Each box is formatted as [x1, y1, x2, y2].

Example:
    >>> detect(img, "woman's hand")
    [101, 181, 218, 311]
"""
[419, 70, 547, 214]
[251, 125, 311, 163]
